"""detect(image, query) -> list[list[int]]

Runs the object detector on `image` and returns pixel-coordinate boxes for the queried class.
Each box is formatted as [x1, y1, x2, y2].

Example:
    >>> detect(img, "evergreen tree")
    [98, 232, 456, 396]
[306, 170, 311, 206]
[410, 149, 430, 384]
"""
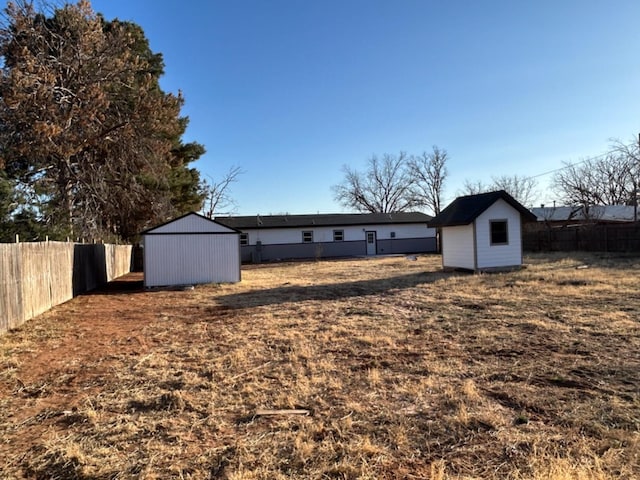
[0, 0, 204, 242]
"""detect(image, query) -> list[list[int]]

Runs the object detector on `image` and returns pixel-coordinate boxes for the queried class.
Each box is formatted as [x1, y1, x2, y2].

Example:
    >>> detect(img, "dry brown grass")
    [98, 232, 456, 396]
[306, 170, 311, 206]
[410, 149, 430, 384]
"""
[1, 252, 639, 479]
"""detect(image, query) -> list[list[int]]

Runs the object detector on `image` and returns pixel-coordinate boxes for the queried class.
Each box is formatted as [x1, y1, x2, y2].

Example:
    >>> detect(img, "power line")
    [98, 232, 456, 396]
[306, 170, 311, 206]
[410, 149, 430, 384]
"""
[523, 142, 633, 181]
[526, 158, 590, 180]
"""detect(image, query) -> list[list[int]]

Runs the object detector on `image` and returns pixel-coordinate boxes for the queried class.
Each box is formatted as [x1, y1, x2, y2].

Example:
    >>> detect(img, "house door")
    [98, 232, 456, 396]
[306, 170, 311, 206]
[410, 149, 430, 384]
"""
[366, 231, 377, 255]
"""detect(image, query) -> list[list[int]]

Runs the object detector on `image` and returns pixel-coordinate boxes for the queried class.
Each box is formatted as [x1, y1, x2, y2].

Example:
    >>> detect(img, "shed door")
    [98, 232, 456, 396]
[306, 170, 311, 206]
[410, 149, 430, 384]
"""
[366, 231, 377, 255]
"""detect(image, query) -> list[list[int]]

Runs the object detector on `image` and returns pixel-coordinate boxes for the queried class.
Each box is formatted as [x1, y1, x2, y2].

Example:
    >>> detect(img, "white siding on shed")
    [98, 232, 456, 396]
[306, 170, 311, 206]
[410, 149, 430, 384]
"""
[144, 234, 239, 287]
[441, 224, 475, 270]
[143, 213, 240, 288]
[474, 199, 523, 269]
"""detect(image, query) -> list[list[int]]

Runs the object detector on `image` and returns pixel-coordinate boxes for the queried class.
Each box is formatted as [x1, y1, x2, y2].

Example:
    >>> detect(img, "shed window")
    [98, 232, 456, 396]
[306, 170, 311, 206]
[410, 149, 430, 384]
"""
[333, 230, 344, 242]
[490, 220, 508, 245]
[240, 233, 248, 246]
[302, 231, 313, 243]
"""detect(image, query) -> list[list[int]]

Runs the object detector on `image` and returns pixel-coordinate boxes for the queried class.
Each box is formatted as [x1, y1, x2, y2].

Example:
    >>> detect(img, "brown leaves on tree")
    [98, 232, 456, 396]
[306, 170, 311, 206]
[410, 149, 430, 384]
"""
[0, 0, 204, 241]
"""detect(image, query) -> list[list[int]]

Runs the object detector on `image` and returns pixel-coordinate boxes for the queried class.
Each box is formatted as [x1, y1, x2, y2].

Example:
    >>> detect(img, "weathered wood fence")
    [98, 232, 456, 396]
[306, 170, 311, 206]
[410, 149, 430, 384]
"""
[0, 241, 132, 334]
[523, 223, 640, 253]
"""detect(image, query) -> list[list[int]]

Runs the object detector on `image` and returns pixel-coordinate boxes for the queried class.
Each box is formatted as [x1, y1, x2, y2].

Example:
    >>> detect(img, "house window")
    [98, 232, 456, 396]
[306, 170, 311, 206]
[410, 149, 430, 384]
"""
[490, 220, 508, 245]
[302, 231, 313, 243]
[390, 231, 396, 238]
[240, 233, 248, 246]
[333, 230, 344, 242]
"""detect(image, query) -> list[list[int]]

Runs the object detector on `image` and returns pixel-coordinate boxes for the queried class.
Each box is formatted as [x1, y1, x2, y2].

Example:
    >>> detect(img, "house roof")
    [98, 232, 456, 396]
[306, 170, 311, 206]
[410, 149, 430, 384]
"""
[531, 205, 638, 223]
[428, 190, 537, 227]
[215, 212, 432, 230]
[141, 212, 242, 235]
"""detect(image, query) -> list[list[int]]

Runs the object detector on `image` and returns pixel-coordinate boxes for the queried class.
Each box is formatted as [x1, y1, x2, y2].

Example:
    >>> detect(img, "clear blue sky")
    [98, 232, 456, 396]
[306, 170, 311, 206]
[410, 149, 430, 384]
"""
[90, 0, 640, 214]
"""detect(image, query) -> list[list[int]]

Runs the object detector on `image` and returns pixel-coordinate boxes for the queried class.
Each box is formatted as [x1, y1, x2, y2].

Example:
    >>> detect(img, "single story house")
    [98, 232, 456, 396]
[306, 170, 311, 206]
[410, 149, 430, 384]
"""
[215, 212, 436, 262]
[428, 190, 537, 272]
[141, 212, 241, 287]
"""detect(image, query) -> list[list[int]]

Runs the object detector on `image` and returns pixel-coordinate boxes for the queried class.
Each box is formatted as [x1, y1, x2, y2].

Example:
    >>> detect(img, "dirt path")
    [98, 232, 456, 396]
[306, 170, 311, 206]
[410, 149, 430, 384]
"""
[16, 273, 153, 382]
[0, 273, 184, 466]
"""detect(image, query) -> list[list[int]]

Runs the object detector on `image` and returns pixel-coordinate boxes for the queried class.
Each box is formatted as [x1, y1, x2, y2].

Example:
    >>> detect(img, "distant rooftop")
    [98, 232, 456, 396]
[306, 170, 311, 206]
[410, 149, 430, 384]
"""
[531, 205, 638, 223]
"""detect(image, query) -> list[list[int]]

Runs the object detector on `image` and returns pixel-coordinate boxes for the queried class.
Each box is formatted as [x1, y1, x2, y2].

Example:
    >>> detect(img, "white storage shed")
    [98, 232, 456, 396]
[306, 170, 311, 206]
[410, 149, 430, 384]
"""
[141, 212, 241, 288]
[428, 190, 537, 272]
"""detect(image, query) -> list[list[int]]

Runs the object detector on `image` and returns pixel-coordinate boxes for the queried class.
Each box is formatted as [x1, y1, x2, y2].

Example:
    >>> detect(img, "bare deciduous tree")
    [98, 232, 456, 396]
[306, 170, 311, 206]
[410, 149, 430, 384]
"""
[490, 174, 539, 207]
[459, 175, 538, 206]
[610, 138, 640, 214]
[459, 179, 490, 196]
[332, 152, 419, 213]
[201, 166, 244, 218]
[407, 146, 448, 216]
[552, 150, 636, 207]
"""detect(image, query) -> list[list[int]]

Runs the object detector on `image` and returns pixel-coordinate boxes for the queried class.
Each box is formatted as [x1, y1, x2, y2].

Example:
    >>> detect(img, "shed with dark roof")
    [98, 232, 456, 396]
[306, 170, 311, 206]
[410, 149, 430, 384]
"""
[428, 191, 537, 271]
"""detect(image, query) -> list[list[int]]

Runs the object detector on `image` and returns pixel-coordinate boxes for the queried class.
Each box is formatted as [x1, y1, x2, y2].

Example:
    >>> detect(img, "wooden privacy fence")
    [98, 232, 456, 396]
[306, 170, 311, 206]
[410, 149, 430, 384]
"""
[523, 223, 640, 253]
[0, 241, 132, 334]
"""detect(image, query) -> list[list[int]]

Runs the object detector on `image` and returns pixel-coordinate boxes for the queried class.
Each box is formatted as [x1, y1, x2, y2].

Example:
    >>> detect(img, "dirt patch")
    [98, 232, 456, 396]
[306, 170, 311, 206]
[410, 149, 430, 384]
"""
[15, 274, 151, 382]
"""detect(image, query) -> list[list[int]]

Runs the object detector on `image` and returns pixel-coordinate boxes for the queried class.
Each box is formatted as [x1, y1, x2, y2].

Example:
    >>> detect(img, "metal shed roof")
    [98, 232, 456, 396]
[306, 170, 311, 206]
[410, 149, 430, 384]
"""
[141, 212, 241, 235]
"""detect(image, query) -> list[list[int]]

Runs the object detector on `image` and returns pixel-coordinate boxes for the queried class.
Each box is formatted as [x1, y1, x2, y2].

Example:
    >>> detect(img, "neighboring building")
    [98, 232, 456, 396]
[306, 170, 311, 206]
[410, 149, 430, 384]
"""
[428, 190, 537, 272]
[141, 212, 241, 287]
[531, 205, 638, 226]
[524, 204, 639, 252]
[216, 212, 436, 263]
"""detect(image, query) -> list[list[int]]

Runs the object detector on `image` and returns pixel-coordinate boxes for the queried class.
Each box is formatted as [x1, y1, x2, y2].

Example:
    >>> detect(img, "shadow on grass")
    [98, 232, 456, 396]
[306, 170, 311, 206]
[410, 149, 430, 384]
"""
[217, 270, 456, 309]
